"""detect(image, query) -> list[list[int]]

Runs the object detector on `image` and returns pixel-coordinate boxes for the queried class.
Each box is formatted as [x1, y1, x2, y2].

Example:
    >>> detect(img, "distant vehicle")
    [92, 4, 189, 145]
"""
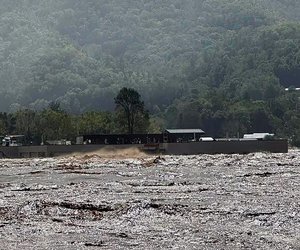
[2, 135, 25, 147]
[199, 137, 214, 141]
[285, 87, 300, 91]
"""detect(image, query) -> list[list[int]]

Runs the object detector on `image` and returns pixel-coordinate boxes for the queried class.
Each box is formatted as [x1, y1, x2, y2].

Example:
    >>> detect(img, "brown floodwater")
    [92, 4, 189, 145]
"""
[0, 150, 299, 249]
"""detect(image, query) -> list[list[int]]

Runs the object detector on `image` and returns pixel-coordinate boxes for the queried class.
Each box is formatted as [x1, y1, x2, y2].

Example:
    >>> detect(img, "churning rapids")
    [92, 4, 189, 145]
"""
[0, 150, 299, 249]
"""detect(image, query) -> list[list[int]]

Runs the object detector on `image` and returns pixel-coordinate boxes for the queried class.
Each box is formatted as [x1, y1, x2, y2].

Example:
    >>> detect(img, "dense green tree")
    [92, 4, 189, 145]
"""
[36, 107, 74, 143]
[114, 87, 149, 134]
[76, 111, 112, 135]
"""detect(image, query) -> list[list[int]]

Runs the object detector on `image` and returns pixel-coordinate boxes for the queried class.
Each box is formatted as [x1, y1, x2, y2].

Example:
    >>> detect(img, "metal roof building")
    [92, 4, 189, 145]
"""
[165, 129, 205, 134]
[164, 129, 205, 143]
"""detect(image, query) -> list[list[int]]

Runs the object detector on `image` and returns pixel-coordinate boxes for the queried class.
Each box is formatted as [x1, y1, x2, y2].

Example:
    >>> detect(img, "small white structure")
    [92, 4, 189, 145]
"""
[285, 88, 300, 91]
[243, 133, 274, 140]
[76, 136, 84, 145]
[2, 135, 24, 146]
[199, 137, 214, 141]
[46, 139, 71, 145]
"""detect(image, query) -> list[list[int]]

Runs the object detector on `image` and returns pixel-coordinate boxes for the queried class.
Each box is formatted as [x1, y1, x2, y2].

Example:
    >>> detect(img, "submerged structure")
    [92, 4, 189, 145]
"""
[0, 129, 288, 158]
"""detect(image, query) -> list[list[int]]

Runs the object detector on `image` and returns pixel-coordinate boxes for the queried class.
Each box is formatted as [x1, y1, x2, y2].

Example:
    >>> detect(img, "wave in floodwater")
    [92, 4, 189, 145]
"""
[60, 147, 151, 159]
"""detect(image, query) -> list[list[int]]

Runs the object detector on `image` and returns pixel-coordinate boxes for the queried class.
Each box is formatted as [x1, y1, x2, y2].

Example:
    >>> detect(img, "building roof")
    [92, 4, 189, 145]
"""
[165, 129, 205, 134]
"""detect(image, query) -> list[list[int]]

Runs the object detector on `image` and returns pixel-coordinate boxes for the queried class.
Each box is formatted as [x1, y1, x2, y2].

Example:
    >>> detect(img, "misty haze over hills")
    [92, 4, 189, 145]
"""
[0, 0, 300, 143]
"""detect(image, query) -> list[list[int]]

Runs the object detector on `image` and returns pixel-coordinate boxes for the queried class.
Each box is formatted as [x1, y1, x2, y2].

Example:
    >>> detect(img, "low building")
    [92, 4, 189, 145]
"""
[78, 128, 206, 145]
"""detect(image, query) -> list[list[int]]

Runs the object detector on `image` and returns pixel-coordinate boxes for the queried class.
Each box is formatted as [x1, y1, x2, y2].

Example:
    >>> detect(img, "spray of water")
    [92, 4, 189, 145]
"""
[59, 146, 153, 160]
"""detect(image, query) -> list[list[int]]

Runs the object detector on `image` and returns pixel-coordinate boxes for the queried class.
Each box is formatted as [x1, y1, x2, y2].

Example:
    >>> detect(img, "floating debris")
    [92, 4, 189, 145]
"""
[0, 150, 299, 249]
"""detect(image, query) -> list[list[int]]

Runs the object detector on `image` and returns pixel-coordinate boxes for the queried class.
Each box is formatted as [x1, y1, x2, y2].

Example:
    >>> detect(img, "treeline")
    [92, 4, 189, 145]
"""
[164, 89, 300, 147]
[0, 103, 152, 145]
[0, 88, 152, 144]
[0, 106, 112, 145]
[0, 87, 299, 147]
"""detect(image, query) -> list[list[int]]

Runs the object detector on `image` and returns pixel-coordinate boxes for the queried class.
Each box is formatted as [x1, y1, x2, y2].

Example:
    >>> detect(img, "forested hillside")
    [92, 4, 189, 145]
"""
[0, 0, 300, 144]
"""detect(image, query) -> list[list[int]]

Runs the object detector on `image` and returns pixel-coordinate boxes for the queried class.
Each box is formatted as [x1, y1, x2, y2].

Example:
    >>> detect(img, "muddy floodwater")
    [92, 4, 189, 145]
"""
[0, 150, 300, 249]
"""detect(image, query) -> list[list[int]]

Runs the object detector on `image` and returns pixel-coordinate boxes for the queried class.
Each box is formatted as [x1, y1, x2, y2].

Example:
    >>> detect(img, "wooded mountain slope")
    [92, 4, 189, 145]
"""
[0, 0, 300, 142]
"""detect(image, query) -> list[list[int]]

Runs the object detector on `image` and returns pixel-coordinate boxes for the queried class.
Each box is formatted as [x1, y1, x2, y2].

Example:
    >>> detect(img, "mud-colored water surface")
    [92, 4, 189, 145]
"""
[0, 151, 299, 249]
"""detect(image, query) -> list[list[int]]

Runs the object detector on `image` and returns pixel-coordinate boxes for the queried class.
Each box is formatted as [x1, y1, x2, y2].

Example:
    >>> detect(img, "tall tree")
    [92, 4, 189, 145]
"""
[15, 109, 37, 143]
[114, 87, 148, 134]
